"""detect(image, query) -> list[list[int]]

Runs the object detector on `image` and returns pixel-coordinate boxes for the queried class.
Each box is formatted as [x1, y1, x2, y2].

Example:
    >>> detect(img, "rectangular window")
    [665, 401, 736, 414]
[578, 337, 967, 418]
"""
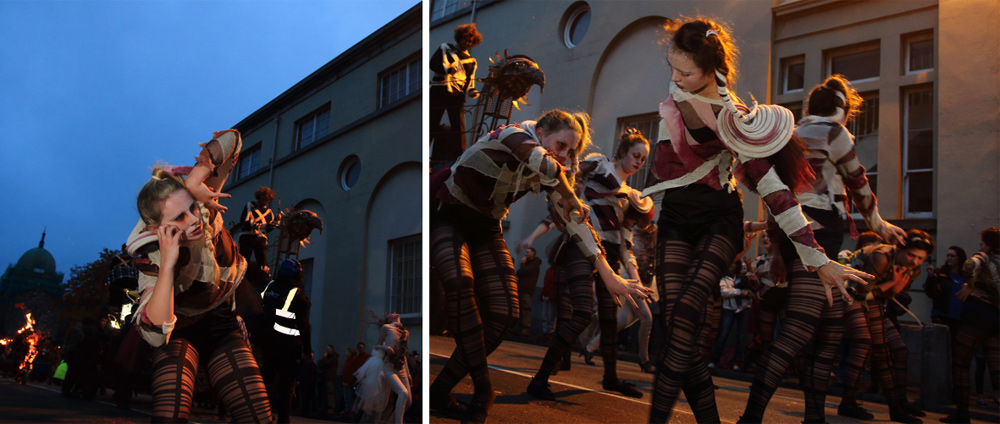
[828, 42, 880, 82]
[237, 144, 261, 180]
[849, 92, 879, 138]
[906, 32, 934, 74]
[431, 0, 471, 21]
[380, 56, 421, 108]
[781, 56, 805, 93]
[296, 106, 330, 149]
[617, 113, 660, 190]
[388, 235, 421, 317]
[903, 87, 934, 217]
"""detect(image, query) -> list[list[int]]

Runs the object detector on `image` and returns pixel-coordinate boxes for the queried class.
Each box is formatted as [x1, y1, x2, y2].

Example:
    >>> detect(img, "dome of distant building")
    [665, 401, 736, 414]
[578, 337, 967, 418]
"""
[15, 246, 57, 275]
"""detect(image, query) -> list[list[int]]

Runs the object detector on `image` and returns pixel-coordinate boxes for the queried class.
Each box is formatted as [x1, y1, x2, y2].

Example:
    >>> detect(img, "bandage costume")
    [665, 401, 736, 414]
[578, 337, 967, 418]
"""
[948, 249, 1000, 421]
[126, 130, 271, 423]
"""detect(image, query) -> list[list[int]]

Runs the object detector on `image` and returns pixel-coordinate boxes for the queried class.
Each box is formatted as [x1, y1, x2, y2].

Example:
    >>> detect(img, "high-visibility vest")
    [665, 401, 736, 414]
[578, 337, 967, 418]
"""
[261, 282, 300, 337]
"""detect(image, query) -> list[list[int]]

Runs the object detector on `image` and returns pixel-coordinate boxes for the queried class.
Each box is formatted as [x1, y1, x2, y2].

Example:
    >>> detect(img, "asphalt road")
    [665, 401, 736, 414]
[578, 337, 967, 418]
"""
[429, 335, 995, 424]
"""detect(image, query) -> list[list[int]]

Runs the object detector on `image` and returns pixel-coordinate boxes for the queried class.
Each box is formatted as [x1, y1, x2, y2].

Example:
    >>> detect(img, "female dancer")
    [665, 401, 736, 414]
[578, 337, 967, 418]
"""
[943, 227, 1000, 423]
[643, 19, 870, 423]
[837, 230, 934, 423]
[524, 128, 655, 400]
[428, 109, 649, 423]
[126, 130, 272, 423]
[354, 312, 411, 424]
[755, 74, 908, 423]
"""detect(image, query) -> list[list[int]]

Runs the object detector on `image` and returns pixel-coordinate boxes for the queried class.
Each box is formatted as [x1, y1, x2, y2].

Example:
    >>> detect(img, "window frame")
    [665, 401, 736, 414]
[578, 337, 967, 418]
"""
[387, 234, 422, 319]
[902, 85, 935, 218]
[826, 41, 881, 84]
[904, 31, 934, 74]
[379, 53, 421, 109]
[563, 3, 592, 49]
[781, 56, 806, 94]
[237, 143, 262, 181]
[294, 105, 331, 150]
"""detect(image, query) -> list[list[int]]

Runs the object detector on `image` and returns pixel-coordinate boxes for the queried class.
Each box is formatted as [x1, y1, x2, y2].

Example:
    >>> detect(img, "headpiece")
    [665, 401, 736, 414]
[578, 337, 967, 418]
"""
[713, 69, 796, 158]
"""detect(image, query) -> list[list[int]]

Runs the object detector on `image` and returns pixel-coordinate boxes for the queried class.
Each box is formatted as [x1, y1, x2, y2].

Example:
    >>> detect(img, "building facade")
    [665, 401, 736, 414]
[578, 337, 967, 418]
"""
[225, 5, 422, 355]
[430, 0, 1000, 324]
[0, 231, 64, 337]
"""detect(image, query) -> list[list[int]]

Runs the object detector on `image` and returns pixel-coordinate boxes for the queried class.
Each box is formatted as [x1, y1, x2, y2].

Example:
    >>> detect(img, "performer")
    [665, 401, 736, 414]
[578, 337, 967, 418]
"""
[238, 186, 276, 274]
[643, 19, 871, 423]
[837, 230, 934, 423]
[942, 227, 1000, 423]
[524, 128, 655, 400]
[354, 313, 412, 424]
[126, 130, 271, 423]
[430, 23, 482, 166]
[428, 109, 649, 423]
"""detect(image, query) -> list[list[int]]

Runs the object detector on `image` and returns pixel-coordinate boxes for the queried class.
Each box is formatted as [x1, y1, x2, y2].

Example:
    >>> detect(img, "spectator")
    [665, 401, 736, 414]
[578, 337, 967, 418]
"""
[515, 247, 542, 336]
[316, 344, 340, 416]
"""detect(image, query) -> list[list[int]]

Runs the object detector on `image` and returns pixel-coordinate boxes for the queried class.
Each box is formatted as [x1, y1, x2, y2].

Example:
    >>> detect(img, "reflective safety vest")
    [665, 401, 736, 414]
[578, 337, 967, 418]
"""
[261, 282, 301, 337]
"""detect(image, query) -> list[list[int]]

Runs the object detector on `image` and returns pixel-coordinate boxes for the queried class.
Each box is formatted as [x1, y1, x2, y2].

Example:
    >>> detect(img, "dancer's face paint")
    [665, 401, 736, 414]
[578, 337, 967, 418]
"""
[618, 143, 649, 176]
[538, 127, 580, 164]
[157, 189, 206, 242]
[667, 49, 715, 94]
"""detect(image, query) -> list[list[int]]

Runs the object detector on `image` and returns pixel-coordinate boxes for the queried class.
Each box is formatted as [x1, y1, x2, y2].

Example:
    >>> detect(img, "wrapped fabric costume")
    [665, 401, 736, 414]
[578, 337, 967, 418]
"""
[645, 81, 831, 423]
[529, 154, 653, 397]
[125, 130, 271, 423]
[430, 42, 478, 162]
[950, 250, 1000, 419]
[429, 122, 602, 412]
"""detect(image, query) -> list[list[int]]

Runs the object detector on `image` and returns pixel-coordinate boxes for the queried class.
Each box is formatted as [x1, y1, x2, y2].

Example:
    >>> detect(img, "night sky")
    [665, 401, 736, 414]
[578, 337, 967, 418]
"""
[0, 0, 419, 278]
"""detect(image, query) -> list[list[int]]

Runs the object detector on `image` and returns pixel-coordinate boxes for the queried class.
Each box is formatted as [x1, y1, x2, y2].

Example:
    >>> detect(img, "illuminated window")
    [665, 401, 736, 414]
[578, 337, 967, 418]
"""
[906, 32, 934, 74]
[828, 42, 880, 83]
[781, 56, 805, 93]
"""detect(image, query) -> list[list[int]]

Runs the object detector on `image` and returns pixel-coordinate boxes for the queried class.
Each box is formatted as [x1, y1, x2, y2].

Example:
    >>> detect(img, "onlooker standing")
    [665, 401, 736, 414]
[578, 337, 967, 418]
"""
[340, 348, 357, 416]
[341, 342, 371, 419]
[317, 344, 340, 416]
[539, 267, 558, 338]
[297, 352, 317, 418]
[516, 247, 543, 336]
[924, 246, 968, 336]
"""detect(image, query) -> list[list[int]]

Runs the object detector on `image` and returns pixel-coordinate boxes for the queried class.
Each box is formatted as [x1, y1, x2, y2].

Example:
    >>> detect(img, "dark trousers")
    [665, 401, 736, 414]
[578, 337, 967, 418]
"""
[430, 87, 467, 162]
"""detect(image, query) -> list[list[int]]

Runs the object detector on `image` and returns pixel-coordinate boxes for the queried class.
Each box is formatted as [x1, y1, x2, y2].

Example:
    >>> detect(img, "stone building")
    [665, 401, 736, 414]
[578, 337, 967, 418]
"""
[0, 231, 64, 337]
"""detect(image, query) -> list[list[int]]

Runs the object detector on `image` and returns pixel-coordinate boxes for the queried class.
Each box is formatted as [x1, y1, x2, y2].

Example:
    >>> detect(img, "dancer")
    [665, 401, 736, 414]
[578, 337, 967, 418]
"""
[430, 23, 482, 166]
[126, 129, 271, 423]
[238, 186, 276, 275]
[643, 19, 871, 423]
[753, 74, 908, 423]
[354, 313, 412, 424]
[428, 109, 649, 423]
[837, 229, 934, 423]
[942, 227, 1000, 423]
[525, 128, 656, 400]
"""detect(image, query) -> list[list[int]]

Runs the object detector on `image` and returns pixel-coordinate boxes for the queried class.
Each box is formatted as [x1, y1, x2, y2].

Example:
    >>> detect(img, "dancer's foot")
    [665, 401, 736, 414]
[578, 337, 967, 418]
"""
[902, 402, 926, 417]
[602, 378, 642, 398]
[838, 401, 874, 420]
[429, 390, 468, 418]
[939, 413, 971, 423]
[527, 379, 556, 401]
[579, 348, 595, 365]
[639, 361, 655, 374]
[466, 391, 495, 424]
[889, 407, 922, 424]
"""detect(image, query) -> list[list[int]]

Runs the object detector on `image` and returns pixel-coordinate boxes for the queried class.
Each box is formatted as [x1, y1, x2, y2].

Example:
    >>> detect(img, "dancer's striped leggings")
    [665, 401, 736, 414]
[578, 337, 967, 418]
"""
[428, 218, 518, 403]
[741, 259, 843, 423]
[840, 298, 902, 409]
[950, 296, 1000, 416]
[150, 338, 271, 423]
[649, 235, 736, 423]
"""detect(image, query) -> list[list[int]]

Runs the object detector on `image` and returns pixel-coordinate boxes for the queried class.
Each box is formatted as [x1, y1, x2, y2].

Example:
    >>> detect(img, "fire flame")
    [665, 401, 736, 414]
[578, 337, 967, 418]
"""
[0, 312, 40, 376]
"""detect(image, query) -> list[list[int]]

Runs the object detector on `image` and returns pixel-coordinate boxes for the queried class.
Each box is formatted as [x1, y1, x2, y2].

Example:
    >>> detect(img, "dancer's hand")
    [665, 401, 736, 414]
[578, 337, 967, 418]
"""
[560, 195, 590, 223]
[955, 283, 973, 302]
[817, 261, 872, 307]
[515, 239, 532, 254]
[189, 183, 231, 214]
[598, 268, 652, 309]
[156, 224, 183, 272]
[879, 222, 906, 246]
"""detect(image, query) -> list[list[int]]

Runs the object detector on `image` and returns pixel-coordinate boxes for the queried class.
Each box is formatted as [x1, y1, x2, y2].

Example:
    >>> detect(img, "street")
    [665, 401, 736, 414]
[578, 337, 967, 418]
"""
[0, 377, 334, 424]
[430, 335, 995, 423]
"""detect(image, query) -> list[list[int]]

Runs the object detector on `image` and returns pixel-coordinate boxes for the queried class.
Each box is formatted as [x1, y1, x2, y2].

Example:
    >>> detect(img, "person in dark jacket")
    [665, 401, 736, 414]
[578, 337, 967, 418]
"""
[924, 246, 968, 336]
[515, 247, 543, 336]
[429, 23, 482, 167]
[259, 259, 313, 424]
[316, 344, 340, 415]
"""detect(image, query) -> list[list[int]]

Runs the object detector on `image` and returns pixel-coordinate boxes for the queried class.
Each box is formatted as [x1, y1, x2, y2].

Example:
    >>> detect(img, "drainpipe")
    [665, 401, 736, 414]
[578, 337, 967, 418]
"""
[267, 117, 280, 188]
[470, 0, 477, 23]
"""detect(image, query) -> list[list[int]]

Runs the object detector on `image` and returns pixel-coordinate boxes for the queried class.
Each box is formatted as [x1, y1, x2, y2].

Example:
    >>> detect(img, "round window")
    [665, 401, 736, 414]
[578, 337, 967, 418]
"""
[563, 4, 591, 48]
[340, 156, 361, 191]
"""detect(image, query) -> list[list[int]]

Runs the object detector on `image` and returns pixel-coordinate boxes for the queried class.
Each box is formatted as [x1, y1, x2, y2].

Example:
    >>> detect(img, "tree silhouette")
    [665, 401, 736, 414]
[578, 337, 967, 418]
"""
[57, 248, 116, 335]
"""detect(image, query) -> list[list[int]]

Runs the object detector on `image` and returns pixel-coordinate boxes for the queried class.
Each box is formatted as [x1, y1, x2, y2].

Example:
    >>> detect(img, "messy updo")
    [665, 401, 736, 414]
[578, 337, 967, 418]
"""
[664, 17, 740, 89]
[806, 74, 863, 122]
[137, 167, 186, 225]
[536, 109, 593, 184]
[614, 127, 650, 161]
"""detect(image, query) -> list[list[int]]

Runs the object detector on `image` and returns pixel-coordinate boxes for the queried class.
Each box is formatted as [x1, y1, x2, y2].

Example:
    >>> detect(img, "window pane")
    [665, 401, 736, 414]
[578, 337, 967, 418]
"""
[570, 9, 591, 46]
[831, 49, 880, 81]
[315, 110, 329, 139]
[786, 62, 804, 92]
[907, 171, 933, 213]
[408, 61, 421, 95]
[299, 120, 314, 147]
[849, 94, 879, 138]
[909, 39, 933, 72]
[907, 91, 933, 131]
[907, 130, 933, 170]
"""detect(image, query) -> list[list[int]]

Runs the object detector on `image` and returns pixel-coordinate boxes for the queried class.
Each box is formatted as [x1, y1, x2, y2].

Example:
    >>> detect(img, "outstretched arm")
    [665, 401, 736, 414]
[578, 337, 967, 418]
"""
[186, 130, 242, 214]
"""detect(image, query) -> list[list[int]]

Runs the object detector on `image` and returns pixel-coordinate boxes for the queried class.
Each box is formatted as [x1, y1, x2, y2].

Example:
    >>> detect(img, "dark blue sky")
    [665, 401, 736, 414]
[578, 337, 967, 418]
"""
[0, 0, 419, 278]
